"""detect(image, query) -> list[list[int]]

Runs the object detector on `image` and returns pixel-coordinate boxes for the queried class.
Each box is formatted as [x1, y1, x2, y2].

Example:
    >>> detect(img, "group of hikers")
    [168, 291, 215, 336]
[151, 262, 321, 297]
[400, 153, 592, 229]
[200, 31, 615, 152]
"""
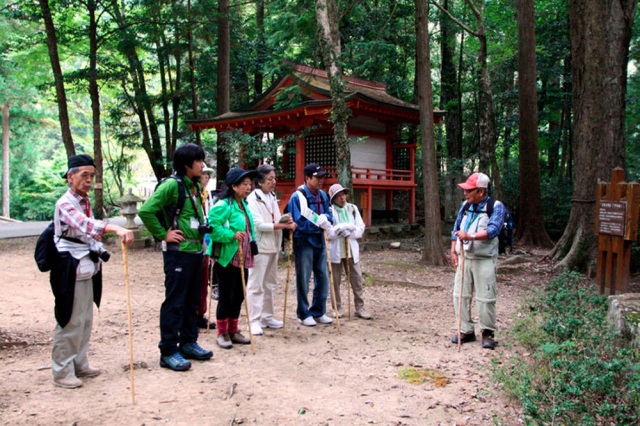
[45, 143, 504, 389]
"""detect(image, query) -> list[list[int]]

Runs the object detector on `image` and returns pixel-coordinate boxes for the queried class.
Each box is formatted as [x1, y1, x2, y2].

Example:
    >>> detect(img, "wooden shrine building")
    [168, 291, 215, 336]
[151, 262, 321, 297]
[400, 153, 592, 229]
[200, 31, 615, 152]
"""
[187, 63, 444, 226]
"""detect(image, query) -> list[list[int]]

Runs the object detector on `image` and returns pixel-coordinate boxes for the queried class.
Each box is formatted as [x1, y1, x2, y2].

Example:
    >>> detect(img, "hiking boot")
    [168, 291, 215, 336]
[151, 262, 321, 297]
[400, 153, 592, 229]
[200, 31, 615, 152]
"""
[482, 330, 496, 350]
[314, 314, 333, 324]
[451, 332, 476, 344]
[334, 309, 344, 318]
[250, 322, 264, 335]
[298, 316, 317, 327]
[76, 367, 101, 378]
[53, 377, 83, 389]
[181, 342, 213, 361]
[160, 353, 191, 371]
[230, 331, 251, 344]
[355, 310, 372, 320]
[261, 317, 283, 329]
[196, 316, 216, 329]
[216, 333, 233, 349]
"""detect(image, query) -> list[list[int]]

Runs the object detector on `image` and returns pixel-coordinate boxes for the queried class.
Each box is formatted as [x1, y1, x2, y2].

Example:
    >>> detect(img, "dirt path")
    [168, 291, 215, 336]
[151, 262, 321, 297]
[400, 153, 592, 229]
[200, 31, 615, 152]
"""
[0, 237, 536, 425]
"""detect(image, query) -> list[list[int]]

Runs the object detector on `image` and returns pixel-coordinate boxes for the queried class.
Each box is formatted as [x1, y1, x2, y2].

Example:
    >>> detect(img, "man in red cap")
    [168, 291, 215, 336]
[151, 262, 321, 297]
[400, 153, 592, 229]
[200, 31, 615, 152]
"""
[450, 172, 506, 349]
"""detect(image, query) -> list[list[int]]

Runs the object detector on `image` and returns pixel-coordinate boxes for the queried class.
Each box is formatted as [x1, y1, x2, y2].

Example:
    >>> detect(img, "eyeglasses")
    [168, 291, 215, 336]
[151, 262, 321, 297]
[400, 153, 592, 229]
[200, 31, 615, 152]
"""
[463, 188, 479, 194]
[266, 177, 277, 182]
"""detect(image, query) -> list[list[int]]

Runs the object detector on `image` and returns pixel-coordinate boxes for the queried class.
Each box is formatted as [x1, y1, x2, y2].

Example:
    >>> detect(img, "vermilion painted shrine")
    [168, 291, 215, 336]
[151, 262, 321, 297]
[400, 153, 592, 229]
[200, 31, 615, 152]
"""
[187, 63, 445, 226]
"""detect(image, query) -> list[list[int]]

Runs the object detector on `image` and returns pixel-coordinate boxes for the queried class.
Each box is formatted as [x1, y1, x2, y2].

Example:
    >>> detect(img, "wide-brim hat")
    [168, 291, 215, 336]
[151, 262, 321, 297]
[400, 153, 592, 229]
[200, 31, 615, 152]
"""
[62, 154, 95, 179]
[328, 183, 350, 202]
[458, 172, 490, 190]
[202, 166, 215, 175]
[226, 167, 258, 186]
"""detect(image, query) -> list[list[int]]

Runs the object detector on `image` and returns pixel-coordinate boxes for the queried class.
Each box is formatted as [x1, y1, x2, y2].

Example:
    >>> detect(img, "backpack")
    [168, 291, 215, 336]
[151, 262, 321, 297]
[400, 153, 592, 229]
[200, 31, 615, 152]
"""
[462, 197, 514, 254]
[34, 222, 58, 272]
[153, 174, 188, 240]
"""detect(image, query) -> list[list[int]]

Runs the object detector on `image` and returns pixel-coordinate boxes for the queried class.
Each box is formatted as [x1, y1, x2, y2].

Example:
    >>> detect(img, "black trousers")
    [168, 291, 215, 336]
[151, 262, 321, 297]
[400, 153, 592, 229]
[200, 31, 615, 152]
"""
[214, 262, 247, 319]
[159, 250, 203, 356]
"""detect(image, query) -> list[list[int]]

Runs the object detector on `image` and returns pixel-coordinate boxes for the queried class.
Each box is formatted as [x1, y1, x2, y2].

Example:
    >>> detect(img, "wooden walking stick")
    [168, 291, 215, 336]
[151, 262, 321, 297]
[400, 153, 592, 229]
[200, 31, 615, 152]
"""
[323, 230, 341, 332]
[237, 241, 256, 354]
[345, 235, 352, 321]
[457, 245, 465, 353]
[282, 236, 293, 334]
[121, 241, 135, 405]
[207, 258, 214, 334]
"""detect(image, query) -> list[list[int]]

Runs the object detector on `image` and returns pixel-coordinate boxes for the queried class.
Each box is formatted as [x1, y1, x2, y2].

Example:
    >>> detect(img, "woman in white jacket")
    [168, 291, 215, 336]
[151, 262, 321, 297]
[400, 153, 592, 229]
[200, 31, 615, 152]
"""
[246, 164, 297, 335]
[327, 184, 371, 319]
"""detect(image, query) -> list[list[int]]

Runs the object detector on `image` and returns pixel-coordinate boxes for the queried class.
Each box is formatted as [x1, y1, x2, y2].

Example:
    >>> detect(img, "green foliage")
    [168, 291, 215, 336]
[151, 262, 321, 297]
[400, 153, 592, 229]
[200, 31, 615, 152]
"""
[495, 271, 640, 424]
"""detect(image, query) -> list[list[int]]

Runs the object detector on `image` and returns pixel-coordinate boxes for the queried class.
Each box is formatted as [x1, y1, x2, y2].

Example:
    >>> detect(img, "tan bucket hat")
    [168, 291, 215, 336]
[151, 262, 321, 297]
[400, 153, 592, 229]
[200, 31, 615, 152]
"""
[328, 183, 350, 202]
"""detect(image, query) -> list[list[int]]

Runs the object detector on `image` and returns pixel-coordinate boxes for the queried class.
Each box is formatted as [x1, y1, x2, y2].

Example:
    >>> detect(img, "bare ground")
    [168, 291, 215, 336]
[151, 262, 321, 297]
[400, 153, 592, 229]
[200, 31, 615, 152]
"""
[0, 236, 547, 425]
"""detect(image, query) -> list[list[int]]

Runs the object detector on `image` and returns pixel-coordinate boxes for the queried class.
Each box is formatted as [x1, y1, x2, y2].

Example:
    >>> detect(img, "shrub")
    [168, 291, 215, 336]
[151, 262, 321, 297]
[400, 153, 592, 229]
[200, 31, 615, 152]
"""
[494, 271, 640, 424]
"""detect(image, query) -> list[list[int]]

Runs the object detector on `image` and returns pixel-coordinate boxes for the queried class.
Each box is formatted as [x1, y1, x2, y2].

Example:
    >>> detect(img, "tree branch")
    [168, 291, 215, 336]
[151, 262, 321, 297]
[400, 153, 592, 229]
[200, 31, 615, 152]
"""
[430, 0, 479, 37]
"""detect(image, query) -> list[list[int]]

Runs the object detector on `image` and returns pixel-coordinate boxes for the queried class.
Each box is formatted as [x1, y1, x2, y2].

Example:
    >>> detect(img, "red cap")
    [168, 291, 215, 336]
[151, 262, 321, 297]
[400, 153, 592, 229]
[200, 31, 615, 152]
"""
[458, 173, 490, 190]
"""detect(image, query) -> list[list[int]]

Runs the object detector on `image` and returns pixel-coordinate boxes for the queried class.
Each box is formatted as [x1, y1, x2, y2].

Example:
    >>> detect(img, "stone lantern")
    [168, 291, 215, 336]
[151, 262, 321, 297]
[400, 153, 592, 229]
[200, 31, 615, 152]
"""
[119, 189, 144, 248]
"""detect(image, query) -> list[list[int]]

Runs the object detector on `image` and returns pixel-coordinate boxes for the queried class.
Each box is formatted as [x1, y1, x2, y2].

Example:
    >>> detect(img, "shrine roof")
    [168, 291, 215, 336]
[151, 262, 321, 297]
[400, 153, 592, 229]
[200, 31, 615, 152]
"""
[187, 63, 445, 130]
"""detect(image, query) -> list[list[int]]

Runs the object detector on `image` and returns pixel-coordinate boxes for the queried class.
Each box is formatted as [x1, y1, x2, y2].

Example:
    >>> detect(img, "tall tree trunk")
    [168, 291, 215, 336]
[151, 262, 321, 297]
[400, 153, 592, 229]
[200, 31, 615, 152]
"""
[255, 0, 265, 95]
[440, 0, 463, 224]
[1, 103, 9, 218]
[216, 0, 231, 185]
[38, 0, 75, 157]
[416, 0, 446, 266]
[550, 0, 636, 271]
[315, 0, 353, 192]
[467, 0, 502, 200]
[87, 0, 104, 218]
[187, 0, 201, 145]
[515, 0, 553, 247]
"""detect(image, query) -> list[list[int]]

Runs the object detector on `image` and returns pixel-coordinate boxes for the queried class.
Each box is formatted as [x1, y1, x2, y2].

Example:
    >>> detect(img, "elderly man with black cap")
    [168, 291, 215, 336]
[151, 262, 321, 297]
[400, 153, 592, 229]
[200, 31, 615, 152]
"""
[138, 143, 214, 371]
[51, 154, 134, 389]
[450, 172, 506, 350]
[327, 183, 371, 319]
[287, 163, 335, 327]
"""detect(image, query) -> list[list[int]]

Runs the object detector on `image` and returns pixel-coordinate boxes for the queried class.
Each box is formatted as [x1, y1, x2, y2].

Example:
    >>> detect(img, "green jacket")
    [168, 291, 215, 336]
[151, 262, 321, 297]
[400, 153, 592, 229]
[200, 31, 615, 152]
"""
[138, 176, 205, 253]
[207, 197, 255, 267]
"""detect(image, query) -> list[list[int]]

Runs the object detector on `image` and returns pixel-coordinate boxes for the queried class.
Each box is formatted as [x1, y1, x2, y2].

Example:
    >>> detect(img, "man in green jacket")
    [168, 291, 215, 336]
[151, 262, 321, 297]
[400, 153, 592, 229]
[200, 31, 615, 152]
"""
[138, 143, 213, 371]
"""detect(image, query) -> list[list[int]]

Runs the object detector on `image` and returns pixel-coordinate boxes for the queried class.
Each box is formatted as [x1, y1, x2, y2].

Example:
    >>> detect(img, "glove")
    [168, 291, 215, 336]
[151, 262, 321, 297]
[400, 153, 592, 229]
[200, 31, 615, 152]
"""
[338, 228, 352, 237]
[315, 214, 332, 230]
[345, 224, 357, 233]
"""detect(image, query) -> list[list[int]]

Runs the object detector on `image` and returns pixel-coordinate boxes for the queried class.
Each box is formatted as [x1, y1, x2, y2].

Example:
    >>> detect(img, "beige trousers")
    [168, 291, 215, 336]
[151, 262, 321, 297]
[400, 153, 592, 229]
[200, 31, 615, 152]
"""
[330, 259, 365, 313]
[52, 278, 93, 380]
[246, 252, 278, 325]
[452, 257, 497, 334]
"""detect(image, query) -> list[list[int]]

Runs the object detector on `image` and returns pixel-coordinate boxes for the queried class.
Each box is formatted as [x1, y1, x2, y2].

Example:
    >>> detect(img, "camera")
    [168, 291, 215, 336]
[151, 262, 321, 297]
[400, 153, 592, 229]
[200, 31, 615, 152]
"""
[198, 224, 213, 235]
[89, 240, 110, 263]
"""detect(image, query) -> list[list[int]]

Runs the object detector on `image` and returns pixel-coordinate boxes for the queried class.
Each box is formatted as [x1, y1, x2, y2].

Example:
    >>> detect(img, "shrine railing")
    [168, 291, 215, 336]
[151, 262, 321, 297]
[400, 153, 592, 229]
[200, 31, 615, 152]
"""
[322, 166, 413, 183]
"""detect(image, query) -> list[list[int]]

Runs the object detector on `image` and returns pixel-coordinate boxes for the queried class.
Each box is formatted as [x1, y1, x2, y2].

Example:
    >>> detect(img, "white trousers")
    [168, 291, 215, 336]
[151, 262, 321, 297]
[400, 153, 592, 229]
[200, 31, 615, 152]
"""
[52, 278, 93, 380]
[246, 252, 278, 325]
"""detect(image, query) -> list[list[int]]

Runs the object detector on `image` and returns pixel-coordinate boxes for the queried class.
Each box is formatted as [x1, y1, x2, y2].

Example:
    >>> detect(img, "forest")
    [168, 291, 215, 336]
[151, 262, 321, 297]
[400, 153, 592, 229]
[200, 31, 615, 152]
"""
[0, 0, 639, 271]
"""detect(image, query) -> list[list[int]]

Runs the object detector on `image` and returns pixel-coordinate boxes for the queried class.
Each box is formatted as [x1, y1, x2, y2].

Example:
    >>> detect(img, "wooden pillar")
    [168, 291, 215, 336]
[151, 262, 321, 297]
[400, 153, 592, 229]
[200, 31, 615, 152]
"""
[409, 186, 416, 224]
[366, 186, 373, 226]
[295, 134, 305, 187]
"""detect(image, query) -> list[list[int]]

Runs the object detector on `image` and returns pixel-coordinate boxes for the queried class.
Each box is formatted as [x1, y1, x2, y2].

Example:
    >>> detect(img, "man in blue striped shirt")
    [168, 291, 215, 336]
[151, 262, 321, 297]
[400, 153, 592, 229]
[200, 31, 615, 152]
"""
[450, 172, 506, 349]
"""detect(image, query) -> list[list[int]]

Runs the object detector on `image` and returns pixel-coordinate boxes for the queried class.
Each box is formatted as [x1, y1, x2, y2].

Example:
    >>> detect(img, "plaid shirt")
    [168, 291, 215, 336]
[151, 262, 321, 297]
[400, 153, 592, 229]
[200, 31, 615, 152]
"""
[58, 188, 106, 241]
[230, 208, 254, 269]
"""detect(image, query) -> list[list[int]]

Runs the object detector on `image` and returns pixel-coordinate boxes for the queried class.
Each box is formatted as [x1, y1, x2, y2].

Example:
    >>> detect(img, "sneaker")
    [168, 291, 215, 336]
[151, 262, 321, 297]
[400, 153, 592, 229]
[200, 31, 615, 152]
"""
[298, 316, 317, 327]
[250, 322, 264, 335]
[76, 367, 101, 378]
[211, 284, 219, 300]
[333, 309, 344, 318]
[181, 342, 213, 361]
[53, 377, 83, 389]
[261, 317, 283, 329]
[451, 332, 476, 344]
[196, 316, 216, 329]
[482, 330, 496, 350]
[355, 310, 372, 320]
[160, 353, 191, 371]
[315, 314, 333, 324]
[216, 333, 233, 349]
[230, 331, 251, 344]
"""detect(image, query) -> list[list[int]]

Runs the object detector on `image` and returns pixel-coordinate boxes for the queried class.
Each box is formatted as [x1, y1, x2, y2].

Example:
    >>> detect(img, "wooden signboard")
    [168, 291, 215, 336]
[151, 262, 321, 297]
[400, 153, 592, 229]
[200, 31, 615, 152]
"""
[595, 168, 640, 295]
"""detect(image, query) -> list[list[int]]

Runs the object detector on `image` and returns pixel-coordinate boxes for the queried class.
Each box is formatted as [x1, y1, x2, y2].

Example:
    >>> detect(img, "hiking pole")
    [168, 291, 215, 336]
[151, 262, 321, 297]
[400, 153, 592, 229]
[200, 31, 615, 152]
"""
[121, 241, 135, 405]
[457, 245, 465, 353]
[345, 236, 352, 321]
[238, 241, 256, 354]
[323, 230, 340, 332]
[207, 257, 214, 334]
[282, 236, 293, 334]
